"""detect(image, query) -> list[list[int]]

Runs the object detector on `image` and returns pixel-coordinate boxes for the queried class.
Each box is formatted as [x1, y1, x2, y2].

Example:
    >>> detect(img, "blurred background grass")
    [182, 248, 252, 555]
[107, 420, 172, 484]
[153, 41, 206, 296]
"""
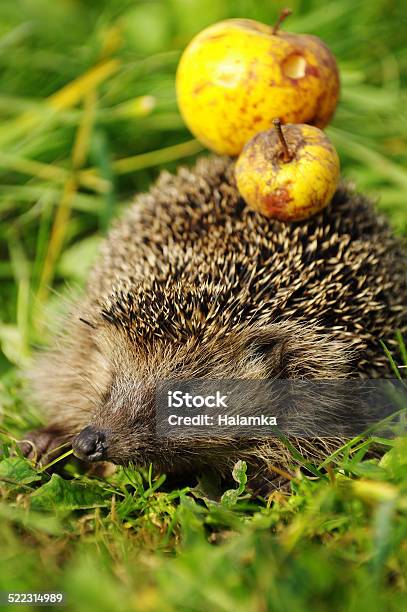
[0, 1, 406, 609]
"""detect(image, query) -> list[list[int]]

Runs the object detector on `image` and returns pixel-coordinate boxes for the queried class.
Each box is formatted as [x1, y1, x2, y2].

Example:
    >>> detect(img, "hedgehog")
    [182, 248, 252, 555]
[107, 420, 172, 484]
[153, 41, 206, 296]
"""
[22, 156, 406, 492]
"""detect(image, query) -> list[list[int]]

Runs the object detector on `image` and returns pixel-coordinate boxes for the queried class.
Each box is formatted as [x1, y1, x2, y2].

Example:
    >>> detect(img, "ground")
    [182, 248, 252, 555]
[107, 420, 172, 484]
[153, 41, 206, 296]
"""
[0, 1, 406, 610]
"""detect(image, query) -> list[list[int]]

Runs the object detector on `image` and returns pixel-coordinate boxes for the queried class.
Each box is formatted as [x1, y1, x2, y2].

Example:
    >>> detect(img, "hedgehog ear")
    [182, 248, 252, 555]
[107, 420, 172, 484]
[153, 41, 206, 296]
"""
[245, 322, 350, 379]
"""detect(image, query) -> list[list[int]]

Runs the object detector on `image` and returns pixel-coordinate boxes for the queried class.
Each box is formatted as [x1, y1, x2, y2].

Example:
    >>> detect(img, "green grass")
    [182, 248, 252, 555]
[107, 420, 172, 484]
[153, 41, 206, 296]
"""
[0, 0, 406, 609]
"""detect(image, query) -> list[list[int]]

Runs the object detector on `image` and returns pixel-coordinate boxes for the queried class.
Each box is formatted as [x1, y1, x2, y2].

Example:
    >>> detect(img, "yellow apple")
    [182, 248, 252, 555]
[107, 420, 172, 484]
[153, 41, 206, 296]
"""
[235, 120, 340, 221]
[176, 12, 340, 155]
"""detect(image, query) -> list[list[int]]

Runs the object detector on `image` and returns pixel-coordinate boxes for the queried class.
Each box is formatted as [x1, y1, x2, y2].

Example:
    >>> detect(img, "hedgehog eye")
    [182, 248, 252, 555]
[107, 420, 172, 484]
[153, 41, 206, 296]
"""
[245, 327, 293, 378]
[247, 335, 286, 371]
[249, 339, 276, 360]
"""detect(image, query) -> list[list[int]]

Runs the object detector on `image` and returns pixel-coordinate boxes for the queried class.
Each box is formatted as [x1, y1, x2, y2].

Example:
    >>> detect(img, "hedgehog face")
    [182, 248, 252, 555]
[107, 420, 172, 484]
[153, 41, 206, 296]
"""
[71, 322, 269, 467]
[71, 316, 350, 468]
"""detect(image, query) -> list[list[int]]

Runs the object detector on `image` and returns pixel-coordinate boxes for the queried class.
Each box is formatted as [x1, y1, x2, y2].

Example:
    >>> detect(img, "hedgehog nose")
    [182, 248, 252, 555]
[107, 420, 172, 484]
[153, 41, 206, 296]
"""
[72, 426, 107, 462]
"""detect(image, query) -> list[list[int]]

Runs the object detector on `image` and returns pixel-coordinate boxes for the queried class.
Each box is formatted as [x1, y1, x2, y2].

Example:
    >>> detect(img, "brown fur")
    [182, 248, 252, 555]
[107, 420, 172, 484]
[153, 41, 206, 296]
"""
[25, 156, 406, 489]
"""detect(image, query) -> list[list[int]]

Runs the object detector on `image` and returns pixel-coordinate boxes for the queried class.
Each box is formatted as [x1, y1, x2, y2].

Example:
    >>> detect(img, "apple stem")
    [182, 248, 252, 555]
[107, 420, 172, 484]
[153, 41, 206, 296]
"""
[273, 119, 293, 162]
[272, 8, 292, 35]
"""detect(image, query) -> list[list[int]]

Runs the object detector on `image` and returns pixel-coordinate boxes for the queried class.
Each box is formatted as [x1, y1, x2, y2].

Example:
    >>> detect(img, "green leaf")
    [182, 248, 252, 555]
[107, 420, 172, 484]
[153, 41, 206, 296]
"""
[379, 437, 407, 482]
[220, 488, 240, 508]
[344, 460, 387, 480]
[221, 460, 248, 508]
[231, 460, 248, 495]
[30, 474, 111, 511]
[0, 456, 42, 485]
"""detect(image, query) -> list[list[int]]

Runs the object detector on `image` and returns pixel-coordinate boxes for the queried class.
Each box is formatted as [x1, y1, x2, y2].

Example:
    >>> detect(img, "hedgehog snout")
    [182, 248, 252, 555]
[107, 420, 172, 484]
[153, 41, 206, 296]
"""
[72, 426, 108, 462]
